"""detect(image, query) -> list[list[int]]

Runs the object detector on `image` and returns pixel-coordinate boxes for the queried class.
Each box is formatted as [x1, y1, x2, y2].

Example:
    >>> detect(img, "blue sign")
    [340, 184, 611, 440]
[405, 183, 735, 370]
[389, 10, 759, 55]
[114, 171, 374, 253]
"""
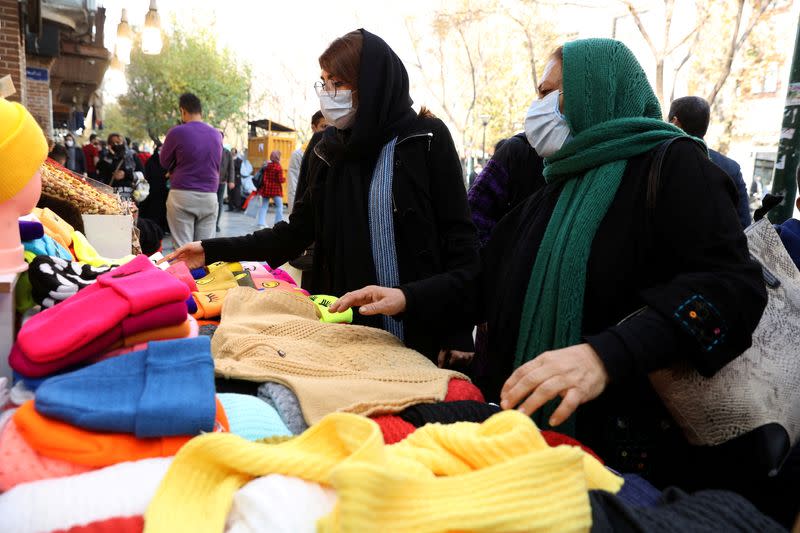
[26, 67, 48, 82]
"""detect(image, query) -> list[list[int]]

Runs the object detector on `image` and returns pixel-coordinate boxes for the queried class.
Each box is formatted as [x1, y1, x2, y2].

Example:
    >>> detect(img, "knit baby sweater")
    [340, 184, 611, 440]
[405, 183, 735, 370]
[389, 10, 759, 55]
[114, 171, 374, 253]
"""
[212, 287, 467, 423]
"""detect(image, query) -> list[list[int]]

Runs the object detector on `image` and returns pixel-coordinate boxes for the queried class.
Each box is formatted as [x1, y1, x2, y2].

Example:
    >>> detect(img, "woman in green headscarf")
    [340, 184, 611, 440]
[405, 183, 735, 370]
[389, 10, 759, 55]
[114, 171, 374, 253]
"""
[331, 39, 766, 487]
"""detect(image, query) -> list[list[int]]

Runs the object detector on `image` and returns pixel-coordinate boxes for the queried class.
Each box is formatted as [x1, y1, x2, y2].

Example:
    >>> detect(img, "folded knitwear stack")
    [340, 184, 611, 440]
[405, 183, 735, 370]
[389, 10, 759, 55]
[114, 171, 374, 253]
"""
[9, 255, 191, 378]
[145, 410, 624, 533]
[214, 288, 468, 423]
[191, 262, 308, 320]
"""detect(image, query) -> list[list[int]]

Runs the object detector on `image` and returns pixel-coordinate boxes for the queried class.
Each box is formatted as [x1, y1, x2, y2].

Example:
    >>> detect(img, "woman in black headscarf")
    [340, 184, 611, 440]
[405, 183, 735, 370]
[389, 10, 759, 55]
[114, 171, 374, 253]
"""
[164, 29, 480, 365]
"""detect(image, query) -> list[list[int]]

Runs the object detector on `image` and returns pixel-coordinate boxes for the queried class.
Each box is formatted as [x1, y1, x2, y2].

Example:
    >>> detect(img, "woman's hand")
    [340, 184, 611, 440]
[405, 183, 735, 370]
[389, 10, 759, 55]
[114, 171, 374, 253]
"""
[438, 349, 474, 369]
[329, 286, 406, 316]
[500, 343, 609, 427]
[159, 241, 206, 269]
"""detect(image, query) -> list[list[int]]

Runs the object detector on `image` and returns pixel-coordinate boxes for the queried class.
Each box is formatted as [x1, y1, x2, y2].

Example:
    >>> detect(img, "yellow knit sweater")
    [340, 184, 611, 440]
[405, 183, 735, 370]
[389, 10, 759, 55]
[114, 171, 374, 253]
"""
[144, 410, 622, 533]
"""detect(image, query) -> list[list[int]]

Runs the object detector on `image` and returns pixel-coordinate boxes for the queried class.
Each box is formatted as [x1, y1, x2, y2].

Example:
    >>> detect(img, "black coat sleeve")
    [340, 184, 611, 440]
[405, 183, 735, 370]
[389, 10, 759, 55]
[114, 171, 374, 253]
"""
[586, 141, 767, 383]
[399, 120, 481, 335]
[201, 160, 319, 265]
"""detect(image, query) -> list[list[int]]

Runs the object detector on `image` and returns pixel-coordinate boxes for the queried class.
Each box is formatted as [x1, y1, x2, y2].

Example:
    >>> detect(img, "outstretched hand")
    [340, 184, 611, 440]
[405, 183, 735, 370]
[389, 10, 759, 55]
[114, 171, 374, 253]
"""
[329, 286, 407, 316]
[158, 241, 206, 270]
[500, 343, 609, 427]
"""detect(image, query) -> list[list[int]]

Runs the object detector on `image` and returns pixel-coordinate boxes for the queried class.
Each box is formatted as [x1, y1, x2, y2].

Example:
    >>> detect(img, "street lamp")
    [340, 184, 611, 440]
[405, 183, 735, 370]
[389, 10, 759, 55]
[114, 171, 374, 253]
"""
[142, 0, 163, 55]
[115, 1, 163, 63]
[115, 9, 133, 65]
[479, 113, 490, 164]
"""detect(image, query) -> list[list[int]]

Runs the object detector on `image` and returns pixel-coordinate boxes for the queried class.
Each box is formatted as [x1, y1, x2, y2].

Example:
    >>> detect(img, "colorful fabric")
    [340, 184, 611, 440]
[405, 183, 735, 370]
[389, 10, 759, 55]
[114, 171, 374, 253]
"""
[371, 414, 416, 444]
[218, 393, 292, 441]
[514, 38, 699, 433]
[0, 419, 94, 491]
[23, 234, 73, 260]
[35, 337, 216, 437]
[144, 410, 622, 533]
[0, 458, 170, 533]
[72, 230, 135, 267]
[13, 397, 228, 467]
[27, 255, 112, 309]
[257, 381, 308, 435]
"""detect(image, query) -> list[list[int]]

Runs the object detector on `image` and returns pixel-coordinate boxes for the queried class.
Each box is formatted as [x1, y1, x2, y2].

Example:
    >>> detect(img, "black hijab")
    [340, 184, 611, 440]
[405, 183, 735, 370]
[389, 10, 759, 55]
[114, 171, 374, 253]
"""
[314, 29, 417, 323]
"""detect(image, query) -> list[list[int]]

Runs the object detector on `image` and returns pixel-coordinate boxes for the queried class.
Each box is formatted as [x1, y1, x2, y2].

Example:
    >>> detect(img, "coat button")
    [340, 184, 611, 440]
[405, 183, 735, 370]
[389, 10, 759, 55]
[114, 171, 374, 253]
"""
[278, 350, 286, 357]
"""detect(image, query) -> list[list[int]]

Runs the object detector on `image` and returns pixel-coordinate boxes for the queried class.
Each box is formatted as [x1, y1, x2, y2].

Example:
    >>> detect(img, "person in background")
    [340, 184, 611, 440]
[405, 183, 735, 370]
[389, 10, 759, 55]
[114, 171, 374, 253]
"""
[63, 133, 86, 175]
[239, 149, 256, 200]
[775, 166, 800, 269]
[82, 133, 100, 179]
[469, 134, 546, 246]
[256, 150, 284, 228]
[668, 96, 751, 228]
[95, 133, 144, 201]
[138, 142, 170, 233]
[48, 143, 68, 167]
[217, 134, 235, 232]
[160, 93, 223, 247]
[164, 29, 480, 366]
[289, 111, 329, 213]
[228, 148, 243, 212]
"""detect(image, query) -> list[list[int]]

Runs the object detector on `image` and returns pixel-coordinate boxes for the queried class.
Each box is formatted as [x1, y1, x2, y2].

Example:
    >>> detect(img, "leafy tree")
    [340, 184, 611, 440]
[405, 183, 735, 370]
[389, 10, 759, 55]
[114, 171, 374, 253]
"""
[118, 28, 251, 140]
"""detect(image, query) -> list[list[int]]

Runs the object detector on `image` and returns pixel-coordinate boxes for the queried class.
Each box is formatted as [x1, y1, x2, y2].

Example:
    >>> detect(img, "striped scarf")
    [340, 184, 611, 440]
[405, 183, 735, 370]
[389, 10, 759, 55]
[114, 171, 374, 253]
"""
[368, 137, 404, 340]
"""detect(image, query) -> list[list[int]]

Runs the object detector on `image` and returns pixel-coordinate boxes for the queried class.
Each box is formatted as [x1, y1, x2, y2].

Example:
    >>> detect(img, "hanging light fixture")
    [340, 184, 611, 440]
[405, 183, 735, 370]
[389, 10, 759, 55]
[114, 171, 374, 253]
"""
[142, 0, 163, 55]
[115, 8, 133, 65]
[110, 51, 124, 72]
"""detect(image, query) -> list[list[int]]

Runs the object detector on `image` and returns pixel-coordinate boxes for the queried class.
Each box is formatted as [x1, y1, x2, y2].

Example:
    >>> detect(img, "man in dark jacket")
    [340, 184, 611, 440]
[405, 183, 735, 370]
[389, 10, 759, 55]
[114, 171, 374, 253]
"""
[668, 96, 751, 228]
[96, 133, 144, 201]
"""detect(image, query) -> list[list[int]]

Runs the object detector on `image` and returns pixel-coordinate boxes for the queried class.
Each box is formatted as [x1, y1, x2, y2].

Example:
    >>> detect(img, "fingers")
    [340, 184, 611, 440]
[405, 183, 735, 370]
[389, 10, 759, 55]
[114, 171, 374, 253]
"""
[549, 388, 582, 427]
[330, 287, 378, 313]
[157, 250, 179, 265]
[359, 293, 395, 316]
[500, 356, 545, 407]
[514, 376, 567, 417]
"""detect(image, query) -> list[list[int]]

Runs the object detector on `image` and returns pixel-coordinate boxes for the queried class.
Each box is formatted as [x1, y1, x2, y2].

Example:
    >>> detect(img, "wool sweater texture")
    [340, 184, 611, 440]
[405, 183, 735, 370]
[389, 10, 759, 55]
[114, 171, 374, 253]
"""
[144, 409, 622, 533]
[212, 287, 466, 423]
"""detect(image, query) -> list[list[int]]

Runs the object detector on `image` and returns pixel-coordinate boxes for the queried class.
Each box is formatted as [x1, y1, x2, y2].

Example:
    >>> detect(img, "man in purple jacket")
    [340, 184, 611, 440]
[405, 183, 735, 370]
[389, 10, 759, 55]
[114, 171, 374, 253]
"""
[160, 93, 222, 247]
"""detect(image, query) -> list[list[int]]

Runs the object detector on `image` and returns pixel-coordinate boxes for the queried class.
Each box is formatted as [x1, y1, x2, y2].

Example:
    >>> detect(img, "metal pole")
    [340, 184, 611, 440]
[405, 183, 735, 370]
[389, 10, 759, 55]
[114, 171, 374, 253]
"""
[768, 13, 800, 224]
[481, 125, 486, 164]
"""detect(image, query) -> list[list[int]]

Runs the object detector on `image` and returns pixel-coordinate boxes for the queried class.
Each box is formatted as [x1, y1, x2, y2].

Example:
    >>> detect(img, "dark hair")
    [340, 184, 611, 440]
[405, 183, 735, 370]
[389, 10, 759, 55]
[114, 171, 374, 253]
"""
[319, 31, 363, 91]
[179, 92, 203, 115]
[89, 133, 97, 141]
[668, 96, 710, 138]
[107, 133, 122, 145]
[49, 143, 67, 161]
[311, 110, 325, 127]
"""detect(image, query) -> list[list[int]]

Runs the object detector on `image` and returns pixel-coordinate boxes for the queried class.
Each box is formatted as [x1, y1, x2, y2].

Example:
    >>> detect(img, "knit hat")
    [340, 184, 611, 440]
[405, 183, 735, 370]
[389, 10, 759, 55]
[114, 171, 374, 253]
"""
[0, 419, 94, 492]
[225, 474, 337, 533]
[23, 234, 73, 260]
[32, 207, 74, 250]
[370, 414, 416, 444]
[0, 98, 48, 202]
[35, 337, 216, 437]
[0, 457, 171, 533]
[28, 255, 112, 308]
[444, 378, 485, 402]
[192, 289, 227, 319]
[257, 381, 309, 435]
[214, 288, 466, 424]
[218, 393, 292, 441]
[166, 261, 198, 292]
[399, 400, 501, 427]
[13, 398, 228, 467]
[310, 294, 353, 323]
[19, 219, 44, 241]
[195, 268, 239, 292]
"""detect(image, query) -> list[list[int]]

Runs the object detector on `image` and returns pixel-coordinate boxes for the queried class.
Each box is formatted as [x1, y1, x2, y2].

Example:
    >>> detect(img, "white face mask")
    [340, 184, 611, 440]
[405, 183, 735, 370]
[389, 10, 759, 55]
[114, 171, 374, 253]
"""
[65, 139, 74, 147]
[319, 90, 357, 130]
[524, 90, 571, 158]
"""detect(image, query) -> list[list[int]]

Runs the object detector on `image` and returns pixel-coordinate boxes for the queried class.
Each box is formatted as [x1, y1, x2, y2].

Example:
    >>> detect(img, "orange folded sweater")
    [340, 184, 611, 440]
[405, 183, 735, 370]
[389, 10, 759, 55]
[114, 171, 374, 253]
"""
[13, 398, 229, 468]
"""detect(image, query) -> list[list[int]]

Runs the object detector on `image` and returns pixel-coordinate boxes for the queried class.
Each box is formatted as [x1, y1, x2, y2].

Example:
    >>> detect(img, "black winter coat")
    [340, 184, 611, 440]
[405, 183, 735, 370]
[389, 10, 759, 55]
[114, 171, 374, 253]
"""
[202, 114, 480, 361]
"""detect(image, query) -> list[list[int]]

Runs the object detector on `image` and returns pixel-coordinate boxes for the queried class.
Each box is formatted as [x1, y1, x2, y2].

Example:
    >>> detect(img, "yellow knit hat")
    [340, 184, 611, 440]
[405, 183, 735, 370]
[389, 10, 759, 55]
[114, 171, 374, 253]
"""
[0, 98, 48, 202]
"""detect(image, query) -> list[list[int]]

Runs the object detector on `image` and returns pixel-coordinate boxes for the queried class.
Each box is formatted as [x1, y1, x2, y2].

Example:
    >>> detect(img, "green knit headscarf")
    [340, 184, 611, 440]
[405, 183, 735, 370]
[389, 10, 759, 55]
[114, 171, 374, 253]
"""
[513, 38, 704, 434]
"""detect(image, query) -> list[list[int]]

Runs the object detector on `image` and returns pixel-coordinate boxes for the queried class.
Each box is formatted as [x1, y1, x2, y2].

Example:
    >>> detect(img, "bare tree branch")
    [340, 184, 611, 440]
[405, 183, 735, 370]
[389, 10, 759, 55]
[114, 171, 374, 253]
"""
[508, 13, 539, 88]
[707, 0, 776, 105]
[622, 0, 660, 59]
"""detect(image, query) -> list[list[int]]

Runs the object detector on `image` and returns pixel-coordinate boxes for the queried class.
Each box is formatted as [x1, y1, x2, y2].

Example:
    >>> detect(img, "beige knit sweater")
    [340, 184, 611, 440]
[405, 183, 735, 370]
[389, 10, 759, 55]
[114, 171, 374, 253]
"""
[212, 287, 468, 423]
